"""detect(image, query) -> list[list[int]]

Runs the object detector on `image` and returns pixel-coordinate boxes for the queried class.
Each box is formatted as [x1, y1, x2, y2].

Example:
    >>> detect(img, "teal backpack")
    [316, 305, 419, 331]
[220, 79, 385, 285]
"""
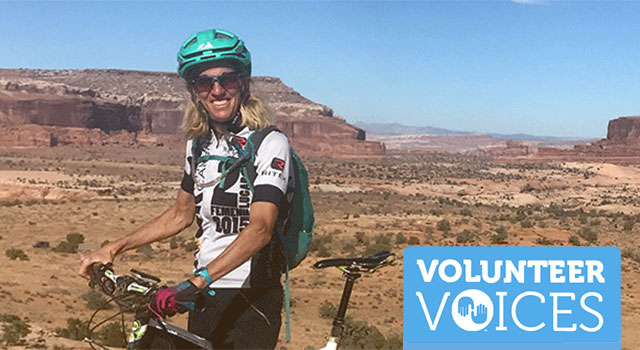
[194, 125, 314, 341]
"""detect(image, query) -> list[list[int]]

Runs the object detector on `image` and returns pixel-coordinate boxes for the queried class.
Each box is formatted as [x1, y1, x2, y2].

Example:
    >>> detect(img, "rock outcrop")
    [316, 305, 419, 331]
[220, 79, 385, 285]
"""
[607, 116, 640, 143]
[0, 69, 383, 157]
[493, 116, 640, 164]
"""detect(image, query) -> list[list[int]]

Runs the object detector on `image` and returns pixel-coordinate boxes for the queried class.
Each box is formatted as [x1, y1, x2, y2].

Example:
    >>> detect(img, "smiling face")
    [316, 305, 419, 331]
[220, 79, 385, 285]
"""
[195, 67, 245, 124]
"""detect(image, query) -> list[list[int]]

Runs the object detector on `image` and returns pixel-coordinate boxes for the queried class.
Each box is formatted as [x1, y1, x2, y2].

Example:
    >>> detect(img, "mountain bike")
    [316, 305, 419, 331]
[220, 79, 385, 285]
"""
[83, 250, 395, 350]
[312, 250, 396, 350]
[85, 263, 212, 350]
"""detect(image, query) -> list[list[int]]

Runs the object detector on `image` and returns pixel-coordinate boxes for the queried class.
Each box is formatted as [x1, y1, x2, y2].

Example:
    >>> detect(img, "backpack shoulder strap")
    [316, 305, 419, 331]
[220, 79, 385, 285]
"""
[247, 125, 280, 156]
[242, 125, 281, 185]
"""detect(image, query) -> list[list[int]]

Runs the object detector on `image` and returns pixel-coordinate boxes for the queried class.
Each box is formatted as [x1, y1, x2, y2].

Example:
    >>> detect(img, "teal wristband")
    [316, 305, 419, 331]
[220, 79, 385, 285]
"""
[194, 267, 212, 285]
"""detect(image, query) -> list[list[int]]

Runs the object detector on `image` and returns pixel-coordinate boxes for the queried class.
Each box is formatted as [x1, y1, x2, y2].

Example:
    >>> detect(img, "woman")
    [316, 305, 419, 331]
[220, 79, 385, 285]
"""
[78, 28, 290, 349]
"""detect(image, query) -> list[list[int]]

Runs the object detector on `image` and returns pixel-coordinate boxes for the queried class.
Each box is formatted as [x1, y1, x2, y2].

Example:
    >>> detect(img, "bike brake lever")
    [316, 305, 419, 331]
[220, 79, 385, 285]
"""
[131, 268, 161, 284]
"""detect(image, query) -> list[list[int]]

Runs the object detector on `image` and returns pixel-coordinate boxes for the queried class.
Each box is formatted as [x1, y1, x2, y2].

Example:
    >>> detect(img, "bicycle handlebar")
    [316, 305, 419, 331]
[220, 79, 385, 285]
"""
[88, 263, 160, 313]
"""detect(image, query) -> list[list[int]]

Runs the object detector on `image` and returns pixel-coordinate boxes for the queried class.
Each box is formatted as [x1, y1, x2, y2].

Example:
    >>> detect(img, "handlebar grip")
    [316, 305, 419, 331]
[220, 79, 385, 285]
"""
[88, 262, 116, 295]
[89, 262, 111, 280]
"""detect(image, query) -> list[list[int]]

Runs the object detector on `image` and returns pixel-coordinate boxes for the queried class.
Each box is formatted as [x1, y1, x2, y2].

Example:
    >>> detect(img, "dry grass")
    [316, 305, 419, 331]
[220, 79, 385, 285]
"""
[1, 147, 639, 348]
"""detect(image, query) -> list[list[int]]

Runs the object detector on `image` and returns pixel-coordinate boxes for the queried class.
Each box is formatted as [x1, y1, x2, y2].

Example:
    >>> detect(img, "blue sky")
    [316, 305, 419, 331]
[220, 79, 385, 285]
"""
[1, 1, 638, 138]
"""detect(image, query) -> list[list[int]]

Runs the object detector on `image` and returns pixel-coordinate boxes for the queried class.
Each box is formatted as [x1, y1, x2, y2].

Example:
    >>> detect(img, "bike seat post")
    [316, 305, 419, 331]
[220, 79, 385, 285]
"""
[330, 271, 361, 339]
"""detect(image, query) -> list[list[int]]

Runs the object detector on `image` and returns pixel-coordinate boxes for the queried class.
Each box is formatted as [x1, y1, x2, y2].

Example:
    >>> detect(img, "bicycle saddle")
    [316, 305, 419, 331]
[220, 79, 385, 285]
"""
[313, 251, 395, 270]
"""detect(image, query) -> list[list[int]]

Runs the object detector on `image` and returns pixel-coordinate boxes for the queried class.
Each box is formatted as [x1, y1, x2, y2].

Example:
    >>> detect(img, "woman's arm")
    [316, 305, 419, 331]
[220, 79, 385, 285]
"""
[189, 201, 278, 288]
[77, 188, 195, 279]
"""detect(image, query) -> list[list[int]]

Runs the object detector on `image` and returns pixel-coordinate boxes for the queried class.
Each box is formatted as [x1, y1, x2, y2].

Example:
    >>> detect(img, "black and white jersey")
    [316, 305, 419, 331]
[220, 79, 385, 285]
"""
[180, 126, 291, 288]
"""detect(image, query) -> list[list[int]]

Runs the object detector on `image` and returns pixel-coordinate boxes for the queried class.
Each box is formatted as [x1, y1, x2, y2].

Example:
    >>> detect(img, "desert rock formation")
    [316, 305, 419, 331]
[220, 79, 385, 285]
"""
[494, 116, 640, 164]
[0, 69, 384, 157]
[607, 116, 640, 142]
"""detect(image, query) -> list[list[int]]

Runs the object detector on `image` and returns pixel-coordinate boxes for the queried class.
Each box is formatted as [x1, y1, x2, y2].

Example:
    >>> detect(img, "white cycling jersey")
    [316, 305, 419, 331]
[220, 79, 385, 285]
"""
[181, 125, 291, 288]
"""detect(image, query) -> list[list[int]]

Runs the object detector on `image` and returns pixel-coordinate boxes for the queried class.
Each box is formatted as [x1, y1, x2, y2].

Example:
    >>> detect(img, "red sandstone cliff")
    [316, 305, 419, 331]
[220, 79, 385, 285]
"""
[0, 69, 383, 157]
[607, 116, 640, 143]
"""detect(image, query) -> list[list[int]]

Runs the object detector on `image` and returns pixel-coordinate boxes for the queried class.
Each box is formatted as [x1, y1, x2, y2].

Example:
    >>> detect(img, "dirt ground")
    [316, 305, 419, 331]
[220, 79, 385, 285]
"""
[0, 146, 639, 349]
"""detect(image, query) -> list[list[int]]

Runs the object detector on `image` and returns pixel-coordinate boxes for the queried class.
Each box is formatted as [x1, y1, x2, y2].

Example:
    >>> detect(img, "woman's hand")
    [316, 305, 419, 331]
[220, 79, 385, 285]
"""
[148, 281, 200, 318]
[77, 245, 115, 280]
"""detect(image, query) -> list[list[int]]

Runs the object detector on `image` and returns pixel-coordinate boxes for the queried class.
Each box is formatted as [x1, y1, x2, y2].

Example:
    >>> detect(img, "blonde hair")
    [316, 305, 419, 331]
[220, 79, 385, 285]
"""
[181, 92, 273, 140]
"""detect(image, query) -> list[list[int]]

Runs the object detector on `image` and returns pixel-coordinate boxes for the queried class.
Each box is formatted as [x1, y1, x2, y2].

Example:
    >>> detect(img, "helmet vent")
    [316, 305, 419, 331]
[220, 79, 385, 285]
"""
[215, 33, 232, 40]
[184, 37, 198, 49]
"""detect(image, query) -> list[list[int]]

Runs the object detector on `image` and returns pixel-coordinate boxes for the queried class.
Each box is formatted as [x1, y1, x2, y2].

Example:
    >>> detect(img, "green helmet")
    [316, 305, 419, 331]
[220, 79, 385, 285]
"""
[177, 29, 251, 81]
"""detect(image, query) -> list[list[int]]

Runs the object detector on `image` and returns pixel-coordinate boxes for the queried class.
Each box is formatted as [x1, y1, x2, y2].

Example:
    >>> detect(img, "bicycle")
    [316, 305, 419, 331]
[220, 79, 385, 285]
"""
[85, 263, 212, 350]
[83, 250, 395, 350]
[312, 250, 396, 350]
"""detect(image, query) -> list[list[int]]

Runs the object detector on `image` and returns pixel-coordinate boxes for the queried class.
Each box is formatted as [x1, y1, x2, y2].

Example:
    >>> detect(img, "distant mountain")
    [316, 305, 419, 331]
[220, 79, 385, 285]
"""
[354, 121, 585, 142]
[354, 122, 472, 136]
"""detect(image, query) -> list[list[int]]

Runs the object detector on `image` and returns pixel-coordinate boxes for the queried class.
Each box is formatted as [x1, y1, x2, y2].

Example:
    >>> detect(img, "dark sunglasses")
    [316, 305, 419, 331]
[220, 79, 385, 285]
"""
[192, 72, 240, 93]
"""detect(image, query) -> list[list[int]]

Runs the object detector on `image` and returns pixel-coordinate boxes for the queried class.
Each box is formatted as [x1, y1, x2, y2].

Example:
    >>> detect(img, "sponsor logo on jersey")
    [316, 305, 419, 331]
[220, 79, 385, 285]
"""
[231, 136, 247, 148]
[271, 157, 285, 171]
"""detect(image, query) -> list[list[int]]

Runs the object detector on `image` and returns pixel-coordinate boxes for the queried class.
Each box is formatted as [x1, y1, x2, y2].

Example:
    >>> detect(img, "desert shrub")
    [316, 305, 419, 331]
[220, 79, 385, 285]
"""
[490, 226, 508, 244]
[623, 220, 635, 231]
[341, 242, 356, 254]
[55, 318, 90, 341]
[316, 245, 331, 257]
[622, 248, 640, 264]
[456, 230, 474, 244]
[310, 234, 333, 257]
[0, 314, 30, 346]
[100, 240, 110, 248]
[319, 301, 337, 319]
[136, 244, 154, 260]
[82, 289, 112, 310]
[363, 242, 392, 257]
[578, 227, 598, 243]
[66, 233, 85, 246]
[182, 240, 198, 252]
[429, 209, 442, 217]
[395, 233, 407, 245]
[520, 219, 534, 228]
[374, 234, 391, 246]
[341, 318, 402, 350]
[354, 232, 368, 246]
[459, 208, 473, 217]
[436, 219, 451, 232]
[535, 237, 554, 245]
[169, 237, 179, 250]
[53, 233, 85, 254]
[520, 183, 534, 193]
[94, 322, 126, 348]
[5, 248, 28, 261]
[52, 240, 78, 254]
[407, 237, 420, 245]
[568, 235, 581, 246]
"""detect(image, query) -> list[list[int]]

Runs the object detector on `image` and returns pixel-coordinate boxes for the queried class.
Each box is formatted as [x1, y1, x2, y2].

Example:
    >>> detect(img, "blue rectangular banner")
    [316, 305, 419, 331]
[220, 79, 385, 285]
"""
[403, 247, 620, 349]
